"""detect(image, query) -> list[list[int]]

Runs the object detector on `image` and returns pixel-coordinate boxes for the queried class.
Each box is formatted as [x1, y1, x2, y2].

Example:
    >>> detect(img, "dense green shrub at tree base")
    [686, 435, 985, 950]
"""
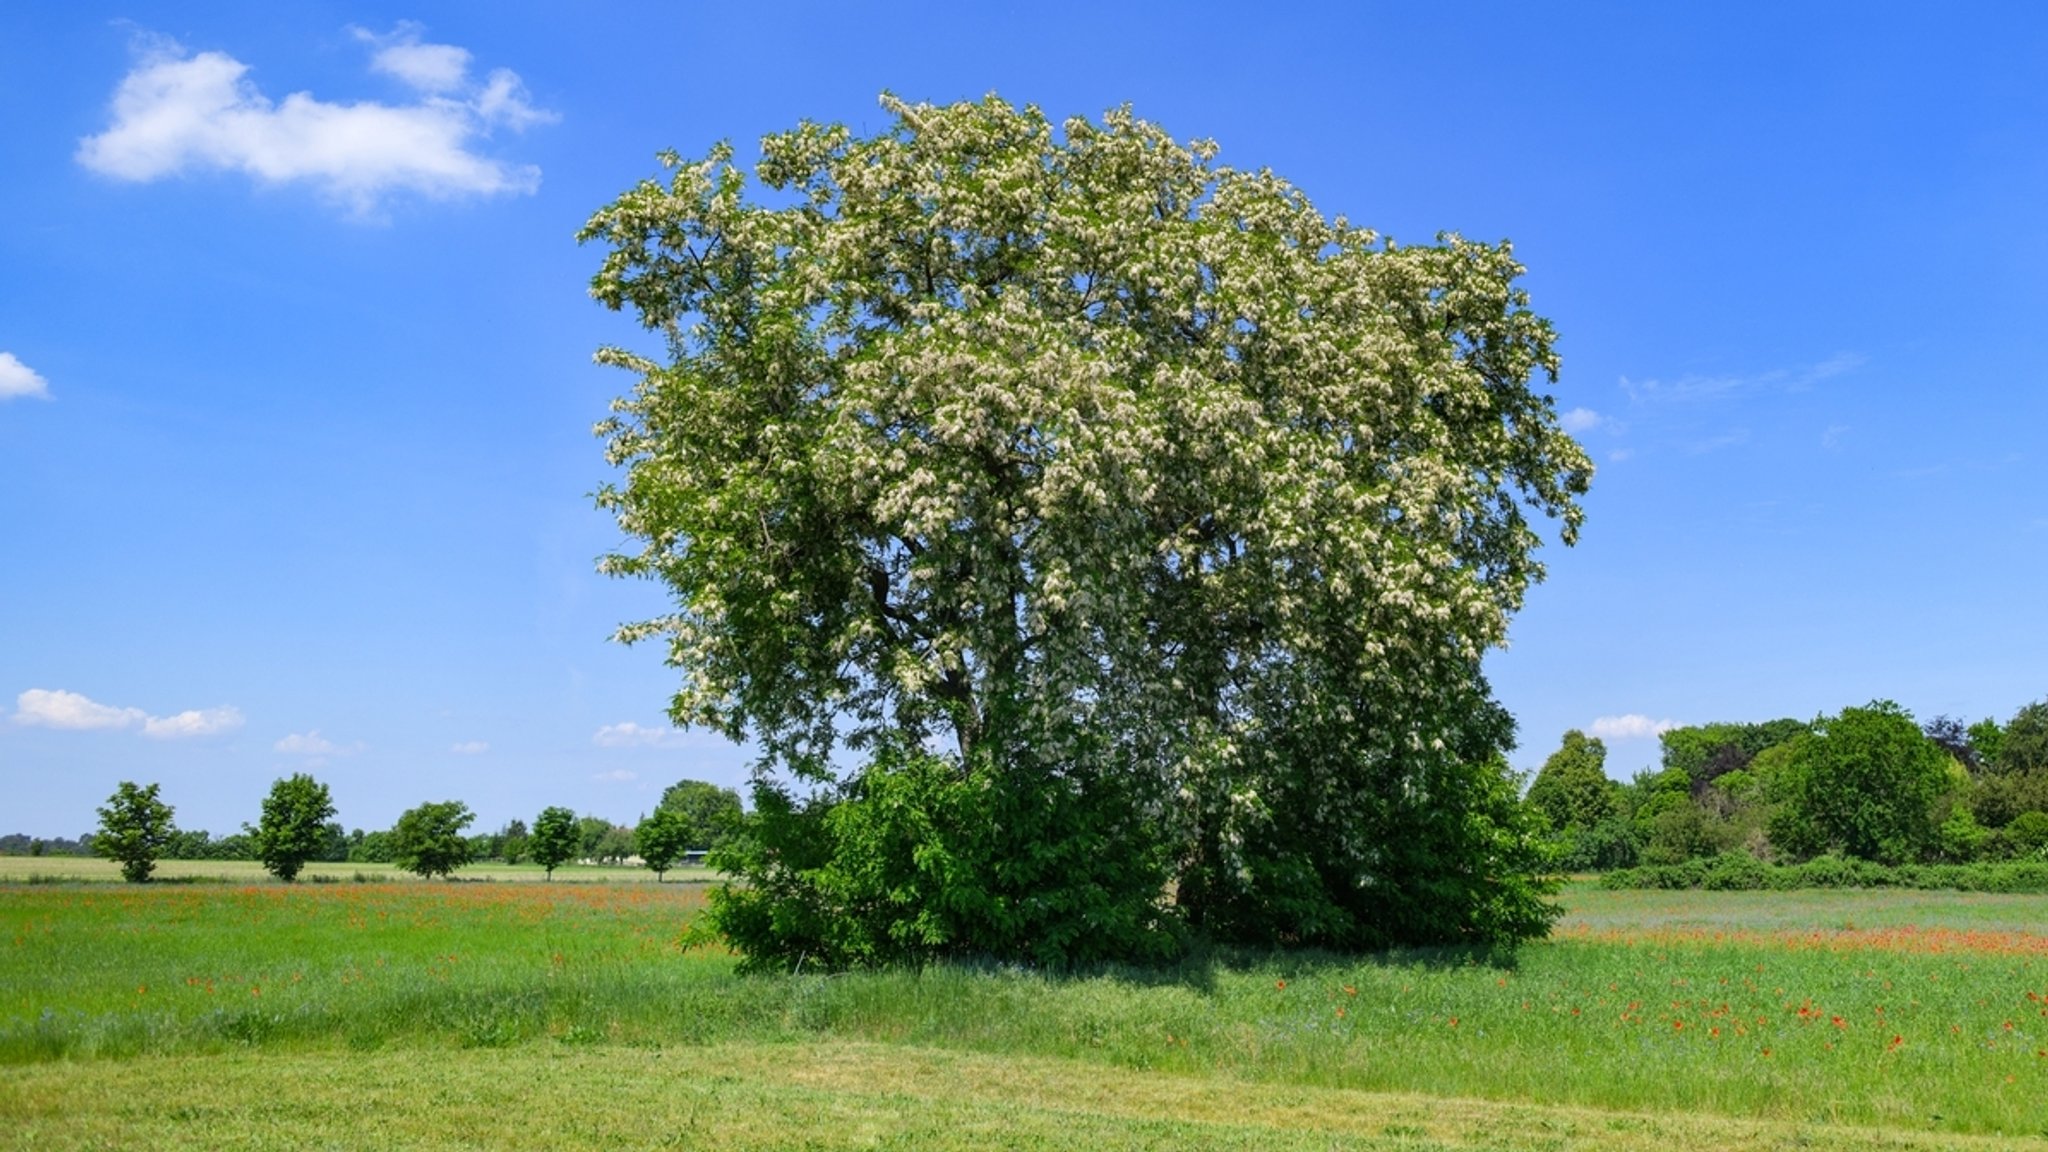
[710, 739, 1182, 971]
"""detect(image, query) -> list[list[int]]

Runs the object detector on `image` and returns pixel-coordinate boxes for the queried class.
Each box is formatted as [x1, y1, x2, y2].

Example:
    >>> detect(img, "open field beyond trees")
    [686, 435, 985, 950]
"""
[6, 882, 2048, 1149]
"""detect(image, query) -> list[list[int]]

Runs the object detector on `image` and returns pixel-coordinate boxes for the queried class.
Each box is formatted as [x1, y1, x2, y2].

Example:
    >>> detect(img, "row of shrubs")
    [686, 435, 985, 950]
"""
[1599, 854, 2048, 893]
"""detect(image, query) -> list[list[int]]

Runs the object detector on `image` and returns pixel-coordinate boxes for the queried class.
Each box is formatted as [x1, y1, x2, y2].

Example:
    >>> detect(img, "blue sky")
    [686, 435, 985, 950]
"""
[4, 2, 2044, 837]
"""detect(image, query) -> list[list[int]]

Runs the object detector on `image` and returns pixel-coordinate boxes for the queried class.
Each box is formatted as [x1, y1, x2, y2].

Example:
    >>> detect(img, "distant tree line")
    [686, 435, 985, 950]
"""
[5, 774, 742, 883]
[1528, 696, 2048, 871]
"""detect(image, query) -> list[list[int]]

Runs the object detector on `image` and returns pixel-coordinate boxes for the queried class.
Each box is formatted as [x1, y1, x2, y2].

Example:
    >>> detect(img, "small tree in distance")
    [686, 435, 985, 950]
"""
[390, 801, 475, 879]
[1525, 730, 1615, 835]
[656, 779, 743, 851]
[248, 773, 336, 882]
[635, 808, 688, 881]
[95, 781, 175, 883]
[530, 806, 578, 879]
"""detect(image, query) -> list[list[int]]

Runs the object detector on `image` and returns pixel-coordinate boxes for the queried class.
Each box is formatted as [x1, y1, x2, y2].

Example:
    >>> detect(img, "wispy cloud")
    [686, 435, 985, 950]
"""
[1687, 429, 1751, 455]
[144, 708, 244, 739]
[1588, 714, 1680, 740]
[592, 769, 637, 782]
[1821, 424, 1850, 451]
[274, 730, 340, 756]
[0, 352, 50, 401]
[450, 740, 489, 755]
[77, 25, 555, 216]
[592, 721, 692, 748]
[13, 688, 241, 738]
[1620, 353, 1865, 404]
[1559, 407, 1604, 434]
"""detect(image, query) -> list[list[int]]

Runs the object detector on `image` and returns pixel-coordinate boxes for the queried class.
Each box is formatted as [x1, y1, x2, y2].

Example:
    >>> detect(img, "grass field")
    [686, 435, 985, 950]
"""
[5, 880, 2048, 1149]
[0, 856, 712, 884]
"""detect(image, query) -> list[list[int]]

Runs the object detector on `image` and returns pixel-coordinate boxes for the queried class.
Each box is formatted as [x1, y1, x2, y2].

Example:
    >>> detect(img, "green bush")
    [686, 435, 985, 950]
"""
[1601, 856, 2048, 893]
[709, 739, 1181, 972]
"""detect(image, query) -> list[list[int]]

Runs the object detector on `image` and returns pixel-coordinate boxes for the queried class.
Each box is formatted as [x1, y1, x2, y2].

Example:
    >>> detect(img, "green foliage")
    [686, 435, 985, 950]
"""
[529, 807, 578, 878]
[1968, 769, 2048, 829]
[497, 820, 529, 865]
[1968, 717, 2006, 772]
[93, 781, 175, 883]
[655, 779, 743, 850]
[1990, 810, 2048, 861]
[711, 738, 1182, 971]
[1603, 854, 2048, 893]
[1998, 699, 2048, 774]
[1524, 729, 1615, 834]
[1178, 690, 1559, 951]
[247, 773, 337, 882]
[1934, 804, 1989, 863]
[1640, 801, 1719, 866]
[586, 94, 1589, 964]
[1658, 718, 1806, 792]
[1555, 815, 1641, 871]
[633, 808, 689, 880]
[390, 801, 475, 879]
[1766, 702, 1949, 864]
[348, 829, 395, 864]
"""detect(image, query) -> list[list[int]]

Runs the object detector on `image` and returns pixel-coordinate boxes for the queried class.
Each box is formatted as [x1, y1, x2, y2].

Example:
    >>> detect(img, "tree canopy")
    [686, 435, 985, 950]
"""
[94, 781, 175, 883]
[1525, 730, 1616, 835]
[248, 773, 336, 882]
[655, 779, 743, 850]
[390, 801, 475, 880]
[582, 94, 1591, 966]
[529, 806, 579, 879]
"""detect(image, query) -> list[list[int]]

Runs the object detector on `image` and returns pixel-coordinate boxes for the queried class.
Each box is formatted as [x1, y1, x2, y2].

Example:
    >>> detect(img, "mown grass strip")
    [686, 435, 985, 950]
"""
[4, 1041, 2038, 1152]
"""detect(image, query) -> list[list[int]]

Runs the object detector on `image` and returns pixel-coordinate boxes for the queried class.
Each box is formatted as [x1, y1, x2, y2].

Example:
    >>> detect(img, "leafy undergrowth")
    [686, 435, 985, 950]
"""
[6, 883, 2048, 1139]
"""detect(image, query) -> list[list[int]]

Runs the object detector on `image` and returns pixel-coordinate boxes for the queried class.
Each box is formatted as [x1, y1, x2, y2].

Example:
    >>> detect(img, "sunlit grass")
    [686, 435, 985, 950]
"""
[5, 882, 2048, 1142]
[6, 1042, 2034, 1152]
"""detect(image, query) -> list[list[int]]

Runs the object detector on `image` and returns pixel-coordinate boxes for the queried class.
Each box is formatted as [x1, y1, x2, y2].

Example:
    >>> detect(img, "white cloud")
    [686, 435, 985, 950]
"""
[354, 22, 470, 93]
[1821, 424, 1850, 451]
[450, 740, 489, 755]
[0, 353, 50, 401]
[14, 688, 241, 738]
[1559, 407, 1604, 434]
[14, 689, 146, 730]
[1588, 714, 1680, 740]
[1620, 353, 1865, 404]
[593, 721, 690, 748]
[76, 27, 555, 215]
[144, 707, 244, 739]
[1607, 447, 1635, 463]
[592, 769, 637, 782]
[274, 730, 339, 755]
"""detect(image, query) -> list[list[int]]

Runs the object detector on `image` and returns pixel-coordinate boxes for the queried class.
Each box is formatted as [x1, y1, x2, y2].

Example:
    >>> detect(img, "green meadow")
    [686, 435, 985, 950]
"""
[5, 879, 2048, 1149]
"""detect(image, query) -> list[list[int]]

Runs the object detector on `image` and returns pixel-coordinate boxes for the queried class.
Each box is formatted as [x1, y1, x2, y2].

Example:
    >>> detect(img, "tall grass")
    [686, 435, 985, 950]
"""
[5, 883, 2048, 1135]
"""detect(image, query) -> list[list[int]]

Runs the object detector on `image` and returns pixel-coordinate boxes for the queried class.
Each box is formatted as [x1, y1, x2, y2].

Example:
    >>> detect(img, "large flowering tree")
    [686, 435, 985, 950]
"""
[582, 94, 1592, 967]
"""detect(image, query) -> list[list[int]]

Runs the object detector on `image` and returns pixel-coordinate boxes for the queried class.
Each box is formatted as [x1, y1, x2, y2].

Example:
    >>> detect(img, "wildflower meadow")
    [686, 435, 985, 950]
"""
[4, 878, 2047, 1149]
